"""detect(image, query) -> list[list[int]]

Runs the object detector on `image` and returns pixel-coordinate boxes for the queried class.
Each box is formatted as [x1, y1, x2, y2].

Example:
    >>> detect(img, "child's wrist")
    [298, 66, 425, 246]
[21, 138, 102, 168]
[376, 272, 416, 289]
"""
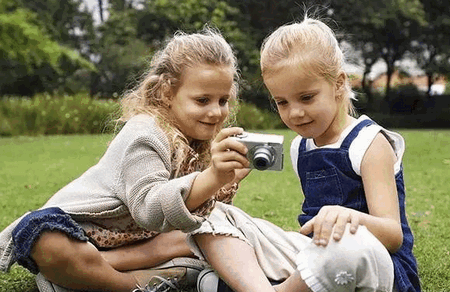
[204, 166, 229, 188]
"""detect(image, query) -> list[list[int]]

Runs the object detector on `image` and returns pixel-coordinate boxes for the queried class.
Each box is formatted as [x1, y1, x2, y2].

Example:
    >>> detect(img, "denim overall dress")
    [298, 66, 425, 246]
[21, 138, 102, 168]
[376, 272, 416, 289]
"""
[296, 119, 421, 292]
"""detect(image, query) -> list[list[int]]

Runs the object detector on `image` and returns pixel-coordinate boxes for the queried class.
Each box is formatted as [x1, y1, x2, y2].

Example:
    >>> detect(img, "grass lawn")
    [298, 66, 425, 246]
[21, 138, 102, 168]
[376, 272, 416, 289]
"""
[1, 129, 449, 291]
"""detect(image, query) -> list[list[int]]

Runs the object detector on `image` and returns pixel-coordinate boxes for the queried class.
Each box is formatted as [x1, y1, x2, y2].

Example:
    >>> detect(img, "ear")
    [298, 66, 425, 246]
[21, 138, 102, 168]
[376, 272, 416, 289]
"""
[334, 72, 347, 101]
[335, 72, 347, 93]
[161, 81, 174, 107]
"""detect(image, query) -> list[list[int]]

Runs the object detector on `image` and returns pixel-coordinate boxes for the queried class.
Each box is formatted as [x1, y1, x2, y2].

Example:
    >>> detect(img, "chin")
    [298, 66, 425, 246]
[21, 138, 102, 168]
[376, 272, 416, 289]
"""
[191, 133, 214, 141]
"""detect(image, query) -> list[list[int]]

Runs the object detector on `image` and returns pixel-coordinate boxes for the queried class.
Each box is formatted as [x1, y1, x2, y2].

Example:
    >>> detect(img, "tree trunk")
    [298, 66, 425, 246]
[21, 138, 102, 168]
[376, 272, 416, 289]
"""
[361, 70, 373, 108]
[426, 72, 434, 99]
[98, 0, 104, 22]
[385, 65, 394, 100]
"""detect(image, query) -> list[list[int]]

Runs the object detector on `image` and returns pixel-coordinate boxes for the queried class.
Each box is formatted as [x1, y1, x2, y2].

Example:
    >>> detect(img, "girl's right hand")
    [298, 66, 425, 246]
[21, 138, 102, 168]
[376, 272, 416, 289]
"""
[300, 205, 361, 247]
[210, 127, 250, 186]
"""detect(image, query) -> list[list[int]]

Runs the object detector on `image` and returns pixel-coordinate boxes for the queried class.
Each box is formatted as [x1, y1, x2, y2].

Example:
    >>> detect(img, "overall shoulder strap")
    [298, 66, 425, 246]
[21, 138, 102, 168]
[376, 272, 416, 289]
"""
[341, 119, 374, 150]
[299, 137, 307, 152]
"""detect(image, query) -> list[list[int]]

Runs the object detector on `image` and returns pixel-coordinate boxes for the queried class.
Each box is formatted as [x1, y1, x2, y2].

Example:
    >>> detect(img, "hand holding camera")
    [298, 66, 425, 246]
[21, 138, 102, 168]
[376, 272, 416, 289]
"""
[233, 132, 284, 171]
[209, 128, 285, 190]
[210, 127, 251, 186]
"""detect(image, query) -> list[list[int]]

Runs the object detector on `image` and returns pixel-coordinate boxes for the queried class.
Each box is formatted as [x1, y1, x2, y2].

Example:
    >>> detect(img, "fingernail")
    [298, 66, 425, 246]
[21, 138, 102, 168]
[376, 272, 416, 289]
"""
[320, 239, 327, 245]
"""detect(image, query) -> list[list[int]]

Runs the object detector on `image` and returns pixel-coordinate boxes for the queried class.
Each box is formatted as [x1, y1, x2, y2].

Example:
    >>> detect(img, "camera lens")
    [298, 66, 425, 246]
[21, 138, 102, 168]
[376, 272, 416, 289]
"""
[253, 147, 275, 170]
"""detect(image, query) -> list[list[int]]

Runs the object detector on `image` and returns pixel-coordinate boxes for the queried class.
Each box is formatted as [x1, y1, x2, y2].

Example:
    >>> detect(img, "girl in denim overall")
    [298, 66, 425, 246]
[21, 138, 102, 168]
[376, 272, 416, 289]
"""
[260, 17, 421, 292]
[189, 16, 420, 292]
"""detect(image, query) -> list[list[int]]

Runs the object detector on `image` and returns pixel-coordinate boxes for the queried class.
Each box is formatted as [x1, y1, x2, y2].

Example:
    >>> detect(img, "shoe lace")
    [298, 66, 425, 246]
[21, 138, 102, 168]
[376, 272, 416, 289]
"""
[133, 275, 181, 292]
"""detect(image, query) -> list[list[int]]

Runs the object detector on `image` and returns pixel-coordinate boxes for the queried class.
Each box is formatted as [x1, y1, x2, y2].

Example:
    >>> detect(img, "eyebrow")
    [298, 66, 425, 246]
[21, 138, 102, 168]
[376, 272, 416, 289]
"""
[272, 89, 319, 100]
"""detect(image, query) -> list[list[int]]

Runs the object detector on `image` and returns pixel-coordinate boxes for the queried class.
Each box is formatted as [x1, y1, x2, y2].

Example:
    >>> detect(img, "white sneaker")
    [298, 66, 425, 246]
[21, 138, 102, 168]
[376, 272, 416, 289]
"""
[196, 269, 219, 292]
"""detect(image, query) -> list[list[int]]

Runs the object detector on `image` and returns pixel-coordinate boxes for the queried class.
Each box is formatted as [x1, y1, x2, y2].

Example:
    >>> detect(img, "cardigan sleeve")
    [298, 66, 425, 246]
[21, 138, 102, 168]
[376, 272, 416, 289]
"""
[117, 131, 205, 233]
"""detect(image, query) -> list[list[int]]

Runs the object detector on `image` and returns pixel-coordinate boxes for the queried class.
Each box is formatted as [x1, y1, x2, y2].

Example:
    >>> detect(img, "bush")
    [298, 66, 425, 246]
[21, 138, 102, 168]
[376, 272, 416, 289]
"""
[0, 93, 120, 136]
[388, 83, 425, 114]
[235, 101, 284, 130]
[0, 95, 286, 136]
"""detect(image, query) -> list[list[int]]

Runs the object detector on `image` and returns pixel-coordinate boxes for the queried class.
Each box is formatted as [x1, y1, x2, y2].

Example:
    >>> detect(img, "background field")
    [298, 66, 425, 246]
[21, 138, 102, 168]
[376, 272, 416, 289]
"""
[1, 129, 449, 291]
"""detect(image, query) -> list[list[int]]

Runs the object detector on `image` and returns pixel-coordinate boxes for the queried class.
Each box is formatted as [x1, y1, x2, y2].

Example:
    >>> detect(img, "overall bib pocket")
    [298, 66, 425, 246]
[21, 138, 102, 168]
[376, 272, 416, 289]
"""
[304, 168, 344, 207]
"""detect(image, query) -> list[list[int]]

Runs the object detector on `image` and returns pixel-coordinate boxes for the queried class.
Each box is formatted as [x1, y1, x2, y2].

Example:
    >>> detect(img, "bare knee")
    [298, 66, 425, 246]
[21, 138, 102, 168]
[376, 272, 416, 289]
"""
[32, 231, 100, 270]
[193, 233, 215, 248]
[31, 231, 72, 268]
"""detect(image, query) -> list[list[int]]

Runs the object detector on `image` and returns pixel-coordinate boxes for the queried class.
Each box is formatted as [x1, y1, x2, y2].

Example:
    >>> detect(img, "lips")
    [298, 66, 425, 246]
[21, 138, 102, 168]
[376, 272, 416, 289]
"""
[199, 121, 217, 127]
[295, 121, 313, 127]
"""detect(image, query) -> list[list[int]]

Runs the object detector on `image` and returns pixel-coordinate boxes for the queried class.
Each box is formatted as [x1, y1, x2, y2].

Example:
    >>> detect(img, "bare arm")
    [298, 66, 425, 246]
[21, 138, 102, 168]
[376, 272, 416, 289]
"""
[300, 133, 403, 253]
[359, 132, 403, 253]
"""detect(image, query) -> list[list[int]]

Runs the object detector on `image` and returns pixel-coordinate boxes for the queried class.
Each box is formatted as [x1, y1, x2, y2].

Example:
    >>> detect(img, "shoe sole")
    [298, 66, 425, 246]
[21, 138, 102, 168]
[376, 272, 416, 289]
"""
[154, 257, 209, 271]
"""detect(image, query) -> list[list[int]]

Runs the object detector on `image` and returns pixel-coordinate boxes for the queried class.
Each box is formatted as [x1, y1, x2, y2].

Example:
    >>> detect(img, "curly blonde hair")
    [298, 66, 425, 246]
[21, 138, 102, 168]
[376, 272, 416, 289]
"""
[260, 16, 356, 116]
[119, 27, 239, 174]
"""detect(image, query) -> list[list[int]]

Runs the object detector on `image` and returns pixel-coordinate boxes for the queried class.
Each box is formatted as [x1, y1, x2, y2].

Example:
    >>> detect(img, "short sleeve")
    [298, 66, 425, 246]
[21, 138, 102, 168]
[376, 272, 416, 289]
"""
[349, 125, 405, 176]
[290, 135, 302, 179]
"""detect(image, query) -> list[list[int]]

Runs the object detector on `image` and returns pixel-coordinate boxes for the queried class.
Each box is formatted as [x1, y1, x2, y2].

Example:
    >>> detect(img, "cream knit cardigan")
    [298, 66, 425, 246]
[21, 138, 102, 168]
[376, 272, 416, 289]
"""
[0, 114, 205, 272]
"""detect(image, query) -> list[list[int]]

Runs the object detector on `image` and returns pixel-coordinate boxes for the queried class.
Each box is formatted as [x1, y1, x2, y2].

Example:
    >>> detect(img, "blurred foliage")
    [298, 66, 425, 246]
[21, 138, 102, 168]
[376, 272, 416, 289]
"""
[0, 94, 285, 136]
[0, 0, 96, 96]
[0, 0, 450, 117]
[235, 101, 284, 130]
[388, 83, 426, 114]
[0, 94, 119, 136]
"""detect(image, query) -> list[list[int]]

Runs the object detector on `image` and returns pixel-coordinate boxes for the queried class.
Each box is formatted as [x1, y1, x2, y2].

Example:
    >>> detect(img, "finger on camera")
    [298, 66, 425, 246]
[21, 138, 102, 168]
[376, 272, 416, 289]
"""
[215, 137, 248, 155]
[219, 151, 250, 167]
[215, 127, 244, 142]
[227, 138, 249, 155]
[217, 161, 248, 172]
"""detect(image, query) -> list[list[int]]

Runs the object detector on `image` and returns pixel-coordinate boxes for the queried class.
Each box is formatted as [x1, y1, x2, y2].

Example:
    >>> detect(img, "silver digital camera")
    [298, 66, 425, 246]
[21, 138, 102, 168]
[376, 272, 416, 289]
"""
[234, 132, 284, 171]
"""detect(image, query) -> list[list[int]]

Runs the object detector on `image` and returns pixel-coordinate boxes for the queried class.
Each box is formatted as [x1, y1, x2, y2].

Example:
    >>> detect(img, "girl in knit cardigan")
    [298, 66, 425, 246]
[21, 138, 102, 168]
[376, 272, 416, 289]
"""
[0, 27, 250, 292]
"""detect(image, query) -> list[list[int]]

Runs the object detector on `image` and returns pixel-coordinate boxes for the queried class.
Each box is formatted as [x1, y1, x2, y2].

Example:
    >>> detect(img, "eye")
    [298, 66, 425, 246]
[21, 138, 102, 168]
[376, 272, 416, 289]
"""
[275, 99, 288, 106]
[301, 94, 315, 101]
[219, 97, 229, 106]
[196, 97, 209, 104]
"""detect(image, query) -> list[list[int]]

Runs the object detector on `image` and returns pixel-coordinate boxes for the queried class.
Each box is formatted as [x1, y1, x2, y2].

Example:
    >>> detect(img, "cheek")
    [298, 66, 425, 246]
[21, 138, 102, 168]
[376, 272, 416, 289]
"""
[277, 107, 290, 122]
[221, 106, 230, 118]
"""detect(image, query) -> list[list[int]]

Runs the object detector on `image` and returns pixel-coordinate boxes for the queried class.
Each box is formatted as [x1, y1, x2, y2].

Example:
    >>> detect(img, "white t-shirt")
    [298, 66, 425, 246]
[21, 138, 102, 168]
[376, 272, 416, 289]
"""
[290, 115, 405, 178]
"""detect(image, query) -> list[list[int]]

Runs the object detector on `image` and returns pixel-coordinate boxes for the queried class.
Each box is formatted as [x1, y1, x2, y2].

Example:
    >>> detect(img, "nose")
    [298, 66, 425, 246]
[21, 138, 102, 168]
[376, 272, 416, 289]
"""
[207, 103, 222, 118]
[289, 105, 305, 119]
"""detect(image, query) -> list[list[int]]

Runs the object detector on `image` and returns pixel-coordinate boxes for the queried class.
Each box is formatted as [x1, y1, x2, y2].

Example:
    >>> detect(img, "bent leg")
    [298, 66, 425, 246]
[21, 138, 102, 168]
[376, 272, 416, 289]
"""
[295, 224, 394, 292]
[32, 231, 136, 292]
[190, 203, 313, 292]
[101, 230, 194, 271]
[195, 234, 275, 292]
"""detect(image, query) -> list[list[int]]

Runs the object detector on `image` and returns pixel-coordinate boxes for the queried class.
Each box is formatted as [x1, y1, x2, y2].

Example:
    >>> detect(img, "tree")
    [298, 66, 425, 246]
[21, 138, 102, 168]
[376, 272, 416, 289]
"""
[90, 0, 258, 99]
[412, 0, 450, 98]
[90, 8, 150, 97]
[330, 0, 425, 103]
[211, 0, 312, 108]
[0, 0, 95, 95]
[17, 0, 95, 53]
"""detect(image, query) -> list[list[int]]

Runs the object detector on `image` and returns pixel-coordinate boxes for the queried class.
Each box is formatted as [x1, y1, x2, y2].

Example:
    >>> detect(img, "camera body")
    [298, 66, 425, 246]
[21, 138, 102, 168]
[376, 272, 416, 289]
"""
[234, 132, 284, 171]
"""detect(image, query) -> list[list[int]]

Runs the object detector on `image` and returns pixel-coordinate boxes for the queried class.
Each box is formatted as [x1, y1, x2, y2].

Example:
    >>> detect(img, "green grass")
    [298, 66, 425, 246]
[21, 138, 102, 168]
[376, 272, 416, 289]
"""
[1, 130, 450, 291]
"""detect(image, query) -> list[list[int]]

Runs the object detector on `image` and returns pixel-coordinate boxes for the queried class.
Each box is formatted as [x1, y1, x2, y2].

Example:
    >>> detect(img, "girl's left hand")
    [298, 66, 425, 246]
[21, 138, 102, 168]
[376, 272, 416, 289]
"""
[300, 205, 362, 247]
